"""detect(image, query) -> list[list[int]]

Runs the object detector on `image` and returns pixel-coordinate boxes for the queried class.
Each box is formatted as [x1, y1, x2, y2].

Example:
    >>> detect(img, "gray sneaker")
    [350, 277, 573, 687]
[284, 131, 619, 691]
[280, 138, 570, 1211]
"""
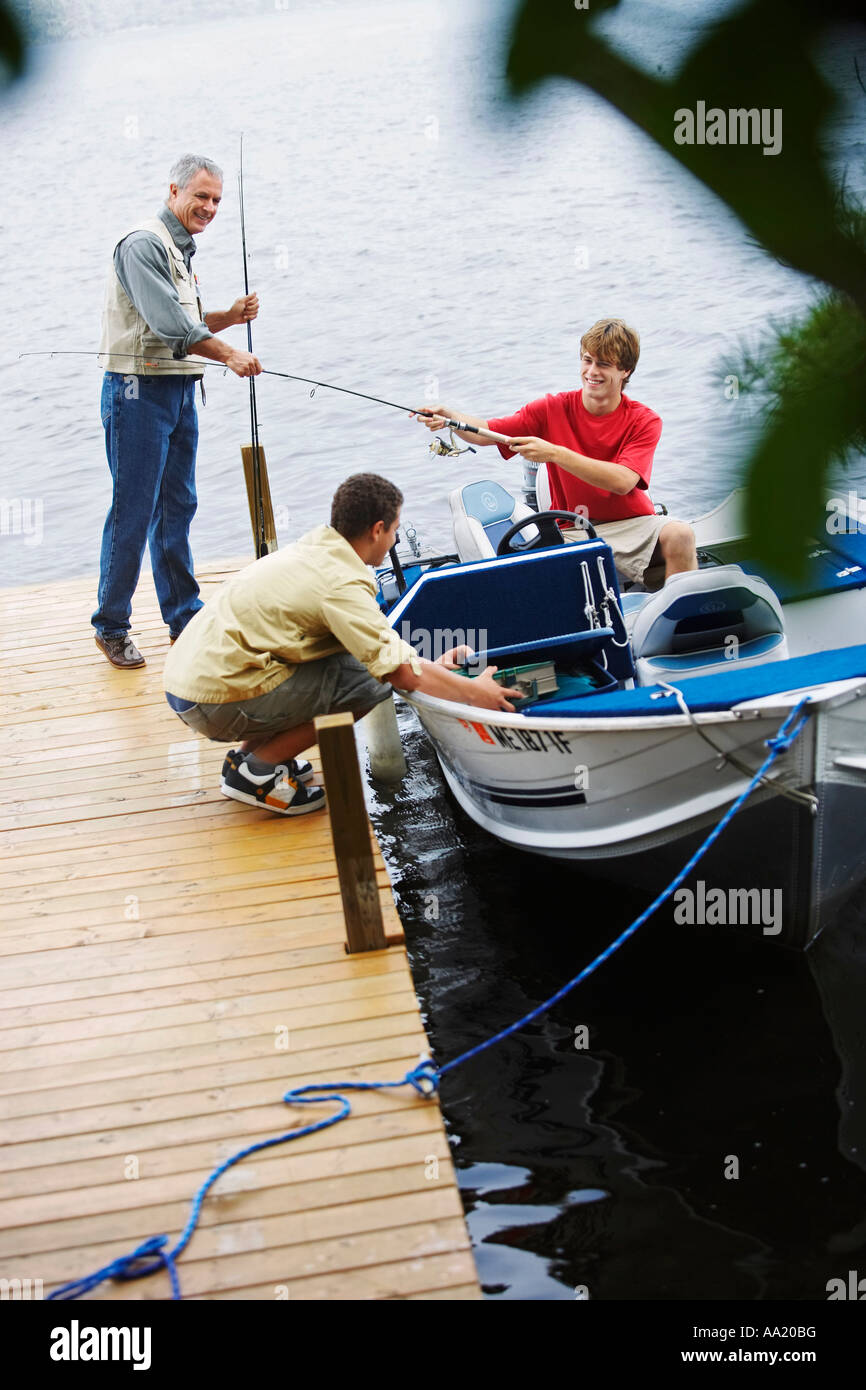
[95, 634, 146, 668]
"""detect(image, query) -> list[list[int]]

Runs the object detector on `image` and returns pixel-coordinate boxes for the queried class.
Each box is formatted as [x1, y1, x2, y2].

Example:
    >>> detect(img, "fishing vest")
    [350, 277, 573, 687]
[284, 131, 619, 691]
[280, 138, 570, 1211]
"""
[99, 216, 205, 376]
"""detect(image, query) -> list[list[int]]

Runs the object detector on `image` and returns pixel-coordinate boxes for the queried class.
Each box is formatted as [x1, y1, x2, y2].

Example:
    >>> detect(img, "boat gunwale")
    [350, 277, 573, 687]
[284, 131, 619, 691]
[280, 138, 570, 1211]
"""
[402, 676, 865, 735]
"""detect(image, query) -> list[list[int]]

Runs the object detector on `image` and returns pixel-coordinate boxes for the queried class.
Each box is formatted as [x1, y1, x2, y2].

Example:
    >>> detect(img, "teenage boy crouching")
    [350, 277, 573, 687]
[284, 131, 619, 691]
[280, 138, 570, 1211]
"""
[163, 472, 517, 815]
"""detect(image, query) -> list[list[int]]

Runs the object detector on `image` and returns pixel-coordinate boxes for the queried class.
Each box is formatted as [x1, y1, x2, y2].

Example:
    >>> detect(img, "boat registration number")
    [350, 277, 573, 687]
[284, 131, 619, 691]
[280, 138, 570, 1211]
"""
[459, 720, 573, 755]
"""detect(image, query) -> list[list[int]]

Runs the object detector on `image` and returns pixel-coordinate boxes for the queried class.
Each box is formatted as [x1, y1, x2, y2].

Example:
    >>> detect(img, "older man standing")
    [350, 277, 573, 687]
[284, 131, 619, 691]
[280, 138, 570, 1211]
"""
[93, 154, 263, 669]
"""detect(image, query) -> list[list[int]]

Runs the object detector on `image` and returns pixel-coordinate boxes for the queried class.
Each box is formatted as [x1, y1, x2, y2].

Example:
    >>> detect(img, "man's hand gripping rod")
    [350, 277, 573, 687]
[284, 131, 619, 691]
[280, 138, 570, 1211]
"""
[432, 416, 511, 445]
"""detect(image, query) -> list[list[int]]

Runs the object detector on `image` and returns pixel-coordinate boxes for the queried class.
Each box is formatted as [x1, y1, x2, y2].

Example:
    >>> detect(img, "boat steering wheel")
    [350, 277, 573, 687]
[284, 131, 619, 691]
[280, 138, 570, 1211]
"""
[496, 510, 598, 557]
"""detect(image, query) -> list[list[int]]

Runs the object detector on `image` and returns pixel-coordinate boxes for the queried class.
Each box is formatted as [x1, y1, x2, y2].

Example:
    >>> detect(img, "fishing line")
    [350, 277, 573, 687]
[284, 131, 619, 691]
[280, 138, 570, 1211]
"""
[261, 369, 510, 446]
[17, 353, 511, 443]
[258, 368, 508, 442]
[259, 368, 432, 416]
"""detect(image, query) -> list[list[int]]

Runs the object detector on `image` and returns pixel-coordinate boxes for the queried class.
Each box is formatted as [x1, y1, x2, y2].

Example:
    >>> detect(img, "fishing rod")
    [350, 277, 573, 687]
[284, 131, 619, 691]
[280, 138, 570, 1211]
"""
[259, 368, 512, 445]
[238, 134, 272, 558]
[18, 353, 512, 444]
[18, 351, 226, 366]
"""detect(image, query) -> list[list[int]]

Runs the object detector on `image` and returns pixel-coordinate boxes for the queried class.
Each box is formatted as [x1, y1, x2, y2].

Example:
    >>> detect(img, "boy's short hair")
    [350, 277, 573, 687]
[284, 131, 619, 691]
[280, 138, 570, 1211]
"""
[580, 318, 640, 384]
[331, 473, 403, 539]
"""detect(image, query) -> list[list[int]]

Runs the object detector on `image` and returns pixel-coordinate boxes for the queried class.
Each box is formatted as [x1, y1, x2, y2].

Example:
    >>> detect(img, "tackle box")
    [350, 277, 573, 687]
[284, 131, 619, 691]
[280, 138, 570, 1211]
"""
[457, 660, 559, 702]
[458, 658, 616, 704]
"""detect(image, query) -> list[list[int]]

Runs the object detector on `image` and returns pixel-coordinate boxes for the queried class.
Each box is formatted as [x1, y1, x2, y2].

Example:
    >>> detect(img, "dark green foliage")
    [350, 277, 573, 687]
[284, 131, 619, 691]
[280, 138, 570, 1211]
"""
[0, 0, 25, 83]
[740, 301, 866, 570]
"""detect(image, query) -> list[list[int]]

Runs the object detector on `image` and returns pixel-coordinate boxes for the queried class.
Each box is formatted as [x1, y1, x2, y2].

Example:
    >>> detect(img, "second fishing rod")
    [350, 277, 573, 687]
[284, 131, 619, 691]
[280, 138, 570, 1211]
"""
[258, 368, 512, 446]
[19, 349, 514, 447]
[238, 135, 272, 559]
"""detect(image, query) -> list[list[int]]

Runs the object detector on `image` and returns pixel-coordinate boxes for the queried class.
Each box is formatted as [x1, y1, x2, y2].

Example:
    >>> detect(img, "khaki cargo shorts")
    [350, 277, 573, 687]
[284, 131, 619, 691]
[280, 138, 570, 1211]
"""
[563, 513, 675, 585]
[167, 652, 392, 743]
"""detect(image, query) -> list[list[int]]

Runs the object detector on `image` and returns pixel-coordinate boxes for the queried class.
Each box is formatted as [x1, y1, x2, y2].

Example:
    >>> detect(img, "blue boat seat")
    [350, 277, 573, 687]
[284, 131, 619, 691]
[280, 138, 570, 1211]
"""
[449, 480, 538, 562]
[630, 564, 788, 685]
[523, 642, 866, 717]
[387, 541, 635, 683]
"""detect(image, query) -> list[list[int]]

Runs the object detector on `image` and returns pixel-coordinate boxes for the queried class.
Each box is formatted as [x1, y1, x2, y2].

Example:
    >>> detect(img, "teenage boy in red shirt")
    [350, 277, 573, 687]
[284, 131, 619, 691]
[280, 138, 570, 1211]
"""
[416, 318, 697, 587]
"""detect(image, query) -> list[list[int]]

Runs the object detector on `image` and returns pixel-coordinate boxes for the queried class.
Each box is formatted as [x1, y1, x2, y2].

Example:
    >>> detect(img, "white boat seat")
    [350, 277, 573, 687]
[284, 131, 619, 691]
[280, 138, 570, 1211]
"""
[449, 480, 536, 563]
[630, 564, 788, 685]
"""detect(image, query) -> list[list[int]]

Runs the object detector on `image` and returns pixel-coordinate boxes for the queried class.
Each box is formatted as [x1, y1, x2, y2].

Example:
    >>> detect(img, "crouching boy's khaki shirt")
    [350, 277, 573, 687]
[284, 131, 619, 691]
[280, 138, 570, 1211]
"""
[164, 525, 422, 704]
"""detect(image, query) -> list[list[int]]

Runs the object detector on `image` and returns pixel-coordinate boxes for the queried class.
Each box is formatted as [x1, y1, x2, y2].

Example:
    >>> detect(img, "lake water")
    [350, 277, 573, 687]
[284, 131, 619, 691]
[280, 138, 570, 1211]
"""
[3, 0, 865, 1301]
[369, 710, 866, 1300]
[4, 0, 864, 584]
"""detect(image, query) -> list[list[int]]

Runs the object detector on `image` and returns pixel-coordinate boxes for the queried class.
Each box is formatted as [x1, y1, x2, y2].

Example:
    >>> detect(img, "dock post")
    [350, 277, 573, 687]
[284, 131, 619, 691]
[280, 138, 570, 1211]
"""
[314, 712, 387, 953]
[362, 696, 407, 782]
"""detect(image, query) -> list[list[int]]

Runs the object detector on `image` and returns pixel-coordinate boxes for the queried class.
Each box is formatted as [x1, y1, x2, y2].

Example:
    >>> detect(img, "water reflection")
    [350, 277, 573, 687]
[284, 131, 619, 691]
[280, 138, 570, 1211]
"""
[807, 881, 866, 1256]
[366, 706, 866, 1300]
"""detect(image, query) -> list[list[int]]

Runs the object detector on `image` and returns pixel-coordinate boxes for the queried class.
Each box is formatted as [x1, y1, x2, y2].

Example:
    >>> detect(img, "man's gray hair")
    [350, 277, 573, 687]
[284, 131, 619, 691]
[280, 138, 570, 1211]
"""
[169, 154, 223, 189]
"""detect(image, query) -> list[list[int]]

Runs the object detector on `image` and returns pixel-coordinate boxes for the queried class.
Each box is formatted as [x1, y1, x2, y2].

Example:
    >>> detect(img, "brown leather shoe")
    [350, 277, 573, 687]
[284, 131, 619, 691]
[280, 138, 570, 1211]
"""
[95, 634, 146, 668]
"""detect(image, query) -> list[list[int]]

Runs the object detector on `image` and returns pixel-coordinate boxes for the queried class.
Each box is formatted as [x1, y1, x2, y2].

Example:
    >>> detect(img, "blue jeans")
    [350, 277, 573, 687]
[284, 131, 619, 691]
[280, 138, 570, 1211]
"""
[92, 372, 204, 639]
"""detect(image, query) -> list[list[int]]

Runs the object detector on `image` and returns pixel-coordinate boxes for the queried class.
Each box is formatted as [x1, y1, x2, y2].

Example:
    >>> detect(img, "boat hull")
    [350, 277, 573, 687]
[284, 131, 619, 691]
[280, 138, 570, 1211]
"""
[407, 681, 866, 948]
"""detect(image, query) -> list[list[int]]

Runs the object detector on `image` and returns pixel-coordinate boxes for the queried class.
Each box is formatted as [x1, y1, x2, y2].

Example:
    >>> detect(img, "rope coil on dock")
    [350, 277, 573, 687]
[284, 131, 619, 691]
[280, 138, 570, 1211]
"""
[47, 697, 813, 1301]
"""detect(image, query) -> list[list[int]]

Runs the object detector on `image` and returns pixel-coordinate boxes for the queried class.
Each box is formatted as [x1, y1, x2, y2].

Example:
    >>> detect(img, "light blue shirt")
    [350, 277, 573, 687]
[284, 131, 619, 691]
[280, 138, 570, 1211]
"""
[114, 205, 213, 359]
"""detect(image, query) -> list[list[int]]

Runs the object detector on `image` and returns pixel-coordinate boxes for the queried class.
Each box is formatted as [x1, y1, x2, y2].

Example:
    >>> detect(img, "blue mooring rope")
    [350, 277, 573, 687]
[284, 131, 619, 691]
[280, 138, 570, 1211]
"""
[48, 697, 812, 1301]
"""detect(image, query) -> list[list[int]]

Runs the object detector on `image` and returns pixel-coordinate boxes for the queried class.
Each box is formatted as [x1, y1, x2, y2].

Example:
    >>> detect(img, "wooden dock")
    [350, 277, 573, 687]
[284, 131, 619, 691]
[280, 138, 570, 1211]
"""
[0, 566, 480, 1301]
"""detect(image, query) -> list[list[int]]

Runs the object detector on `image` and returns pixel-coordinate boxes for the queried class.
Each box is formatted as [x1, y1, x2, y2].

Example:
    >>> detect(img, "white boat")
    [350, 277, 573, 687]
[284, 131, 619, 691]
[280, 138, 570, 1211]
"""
[380, 478, 866, 947]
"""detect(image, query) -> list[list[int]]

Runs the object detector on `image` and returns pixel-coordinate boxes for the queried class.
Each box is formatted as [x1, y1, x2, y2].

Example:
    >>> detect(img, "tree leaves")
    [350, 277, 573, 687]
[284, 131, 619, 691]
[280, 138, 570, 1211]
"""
[739, 296, 866, 571]
[0, 1, 25, 86]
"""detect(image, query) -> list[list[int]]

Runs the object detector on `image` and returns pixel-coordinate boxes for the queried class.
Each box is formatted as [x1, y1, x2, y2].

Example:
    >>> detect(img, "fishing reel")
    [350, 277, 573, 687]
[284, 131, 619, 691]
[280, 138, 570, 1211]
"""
[429, 427, 476, 459]
[402, 522, 422, 559]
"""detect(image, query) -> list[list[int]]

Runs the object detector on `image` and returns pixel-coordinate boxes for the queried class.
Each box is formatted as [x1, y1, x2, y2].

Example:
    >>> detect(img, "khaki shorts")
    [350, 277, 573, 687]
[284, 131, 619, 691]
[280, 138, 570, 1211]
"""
[563, 513, 675, 585]
[167, 652, 392, 743]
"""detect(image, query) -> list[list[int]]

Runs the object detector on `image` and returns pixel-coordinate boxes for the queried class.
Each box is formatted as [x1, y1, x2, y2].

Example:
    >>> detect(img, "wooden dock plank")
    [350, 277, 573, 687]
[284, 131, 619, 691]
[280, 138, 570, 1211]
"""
[0, 952, 408, 1029]
[0, 1104, 446, 1208]
[0, 1095, 446, 1218]
[201, 1254, 481, 1300]
[0, 567, 479, 1301]
[31, 1188, 467, 1279]
[74, 1221, 474, 1301]
[0, 1014, 422, 1103]
[0, 1151, 454, 1258]
[0, 1031, 423, 1121]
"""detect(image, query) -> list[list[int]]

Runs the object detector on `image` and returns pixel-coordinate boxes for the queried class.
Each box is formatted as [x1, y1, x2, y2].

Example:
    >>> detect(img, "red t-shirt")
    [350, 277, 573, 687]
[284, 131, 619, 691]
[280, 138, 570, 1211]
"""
[487, 390, 661, 522]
